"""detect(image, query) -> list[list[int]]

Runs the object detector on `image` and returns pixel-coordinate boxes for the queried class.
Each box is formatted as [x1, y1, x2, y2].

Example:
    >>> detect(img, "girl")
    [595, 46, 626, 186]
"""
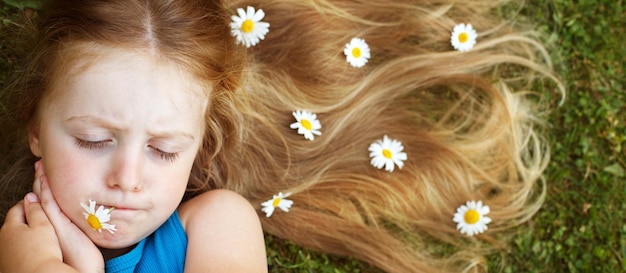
[0, 0, 562, 272]
[0, 0, 267, 272]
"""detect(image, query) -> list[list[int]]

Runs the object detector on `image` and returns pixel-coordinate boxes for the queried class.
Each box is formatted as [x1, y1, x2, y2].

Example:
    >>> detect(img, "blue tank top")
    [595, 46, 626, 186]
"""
[105, 211, 187, 273]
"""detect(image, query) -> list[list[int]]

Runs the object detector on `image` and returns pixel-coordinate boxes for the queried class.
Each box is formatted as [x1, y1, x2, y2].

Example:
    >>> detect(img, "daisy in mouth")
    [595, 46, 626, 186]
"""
[81, 199, 117, 234]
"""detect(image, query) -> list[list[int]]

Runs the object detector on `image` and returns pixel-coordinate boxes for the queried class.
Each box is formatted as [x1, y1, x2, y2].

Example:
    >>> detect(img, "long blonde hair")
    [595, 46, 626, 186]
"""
[0, 0, 562, 272]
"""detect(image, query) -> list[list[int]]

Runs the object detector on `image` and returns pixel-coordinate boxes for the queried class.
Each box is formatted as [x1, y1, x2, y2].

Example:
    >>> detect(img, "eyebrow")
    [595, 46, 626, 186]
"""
[65, 115, 125, 131]
[65, 115, 196, 141]
[148, 129, 196, 142]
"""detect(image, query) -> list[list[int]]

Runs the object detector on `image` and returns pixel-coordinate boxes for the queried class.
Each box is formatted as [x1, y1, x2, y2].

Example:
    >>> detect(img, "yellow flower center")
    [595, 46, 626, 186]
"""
[272, 198, 282, 208]
[382, 149, 393, 159]
[87, 214, 102, 230]
[459, 32, 469, 43]
[352, 47, 362, 58]
[464, 209, 480, 224]
[241, 19, 254, 33]
[301, 119, 312, 131]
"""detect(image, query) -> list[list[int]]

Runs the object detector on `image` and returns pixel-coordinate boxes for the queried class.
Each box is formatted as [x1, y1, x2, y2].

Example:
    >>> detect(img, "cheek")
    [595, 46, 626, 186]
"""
[152, 157, 195, 205]
[158, 164, 193, 197]
[41, 147, 99, 216]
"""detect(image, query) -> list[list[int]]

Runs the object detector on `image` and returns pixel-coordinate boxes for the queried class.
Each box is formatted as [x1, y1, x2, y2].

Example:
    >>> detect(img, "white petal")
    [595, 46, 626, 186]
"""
[252, 9, 265, 21]
[102, 223, 117, 234]
[245, 6, 255, 18]
[80, 202, 91, 214]
[262, 206, 275, 217]
[277, 200, 293, 212]
[384, 159, 395, 172]
[236, 8, 247, 20]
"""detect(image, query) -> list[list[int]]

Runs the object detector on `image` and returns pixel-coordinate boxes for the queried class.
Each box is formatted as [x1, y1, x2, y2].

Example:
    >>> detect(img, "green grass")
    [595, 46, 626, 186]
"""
[1, 0, 624, 272]
[496, 0, 625, 272]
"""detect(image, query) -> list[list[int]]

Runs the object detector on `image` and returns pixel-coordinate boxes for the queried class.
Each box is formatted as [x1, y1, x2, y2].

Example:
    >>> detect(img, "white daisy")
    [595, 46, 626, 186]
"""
[80, 200, 117, 234]
[230, 6, 270, 48]
[290, 110, 322, 141]
[343, 37, 371, 68]
[452, 200, 492, 236]
[450, 23, 478, 52]
[368, 135, 407, 172]
[261, 192, 293, 218]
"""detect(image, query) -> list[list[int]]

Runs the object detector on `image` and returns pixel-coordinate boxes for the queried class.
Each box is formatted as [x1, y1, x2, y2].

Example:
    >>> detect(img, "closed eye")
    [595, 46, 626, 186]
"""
[150, 146, 179, 162]
[74, 138, 111, 150]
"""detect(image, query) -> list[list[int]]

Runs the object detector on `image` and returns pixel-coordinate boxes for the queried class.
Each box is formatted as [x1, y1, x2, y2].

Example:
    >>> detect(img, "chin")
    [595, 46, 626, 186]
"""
[88, 230, 142, 250]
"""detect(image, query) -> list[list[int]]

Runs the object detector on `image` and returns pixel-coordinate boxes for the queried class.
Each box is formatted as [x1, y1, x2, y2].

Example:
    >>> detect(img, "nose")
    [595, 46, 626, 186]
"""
[106, 146, 144, 192]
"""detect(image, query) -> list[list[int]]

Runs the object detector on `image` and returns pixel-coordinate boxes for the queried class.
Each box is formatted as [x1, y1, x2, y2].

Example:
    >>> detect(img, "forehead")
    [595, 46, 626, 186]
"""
[43, 47, 209, 129]
[46, 45, 209, 108]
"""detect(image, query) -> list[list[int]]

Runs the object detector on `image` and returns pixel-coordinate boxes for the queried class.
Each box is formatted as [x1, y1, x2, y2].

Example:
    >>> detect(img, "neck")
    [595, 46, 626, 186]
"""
[99, 245, 136, 261]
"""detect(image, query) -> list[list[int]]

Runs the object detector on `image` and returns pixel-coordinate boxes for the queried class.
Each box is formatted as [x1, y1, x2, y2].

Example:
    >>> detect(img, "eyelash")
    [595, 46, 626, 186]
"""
[151, 147, 179, 162]
[75, 138, 110, 150]
[74, 138, 179, 162]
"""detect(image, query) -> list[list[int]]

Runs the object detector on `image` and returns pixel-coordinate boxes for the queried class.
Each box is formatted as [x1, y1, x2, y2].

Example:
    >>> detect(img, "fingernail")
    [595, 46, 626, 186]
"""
[25, 192, 39, 203]
[34, 161, 40, 171]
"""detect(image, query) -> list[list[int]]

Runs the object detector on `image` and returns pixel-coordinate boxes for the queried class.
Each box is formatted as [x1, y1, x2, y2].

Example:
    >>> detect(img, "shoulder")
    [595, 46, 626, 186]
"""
[178, 190, 267, 273]
[178, 189, 256, 223]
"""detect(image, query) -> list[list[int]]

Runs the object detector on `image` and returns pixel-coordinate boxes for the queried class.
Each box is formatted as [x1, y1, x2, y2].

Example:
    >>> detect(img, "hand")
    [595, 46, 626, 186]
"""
[33, 160, 105, 273]
[0, 193, 69, 273]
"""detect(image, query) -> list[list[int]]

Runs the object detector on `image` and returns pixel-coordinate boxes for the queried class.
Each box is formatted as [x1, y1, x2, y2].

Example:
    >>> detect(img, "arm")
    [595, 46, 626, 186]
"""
[0, 193, 80, 273]
[179, 189, 268, 273]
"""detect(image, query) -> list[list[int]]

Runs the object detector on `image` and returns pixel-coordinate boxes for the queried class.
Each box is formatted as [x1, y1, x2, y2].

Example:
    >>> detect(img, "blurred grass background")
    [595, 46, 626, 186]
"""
[1, 0, 624, 272]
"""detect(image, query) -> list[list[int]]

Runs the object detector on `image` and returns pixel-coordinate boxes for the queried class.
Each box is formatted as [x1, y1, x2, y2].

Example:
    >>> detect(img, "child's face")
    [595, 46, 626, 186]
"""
[28, 49, 208, 249]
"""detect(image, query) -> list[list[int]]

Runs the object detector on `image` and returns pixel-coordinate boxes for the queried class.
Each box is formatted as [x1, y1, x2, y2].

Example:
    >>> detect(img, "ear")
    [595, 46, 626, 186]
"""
[28, 124, 42, 157]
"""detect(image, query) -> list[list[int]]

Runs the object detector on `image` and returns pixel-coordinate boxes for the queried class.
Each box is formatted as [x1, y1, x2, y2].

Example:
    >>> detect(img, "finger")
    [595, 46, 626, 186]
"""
[33, 175, 42, 197]
[39, 175, 60, 216]
[34, 160, 42, 176]
[39, 175, 75, 229]
[33, 161, 43, 196]
[23, 192, 52, 227]
[3, 201, 26, 225]
[37, 175, 104, 270]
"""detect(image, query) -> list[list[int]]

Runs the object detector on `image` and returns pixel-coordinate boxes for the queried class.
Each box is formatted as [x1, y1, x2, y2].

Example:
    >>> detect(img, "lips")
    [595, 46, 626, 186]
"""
[101, 203, 140, 212]
[87, 199, 145, 213]
[109, 206, 140, 219]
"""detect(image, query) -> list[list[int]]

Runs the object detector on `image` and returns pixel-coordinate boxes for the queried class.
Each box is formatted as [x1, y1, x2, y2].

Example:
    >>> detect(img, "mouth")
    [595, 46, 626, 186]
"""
[109, 207, 140, 218]
[112, 207, 136, 211]
[99, 203, 138, 212]
[91, 200, 144, 212]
